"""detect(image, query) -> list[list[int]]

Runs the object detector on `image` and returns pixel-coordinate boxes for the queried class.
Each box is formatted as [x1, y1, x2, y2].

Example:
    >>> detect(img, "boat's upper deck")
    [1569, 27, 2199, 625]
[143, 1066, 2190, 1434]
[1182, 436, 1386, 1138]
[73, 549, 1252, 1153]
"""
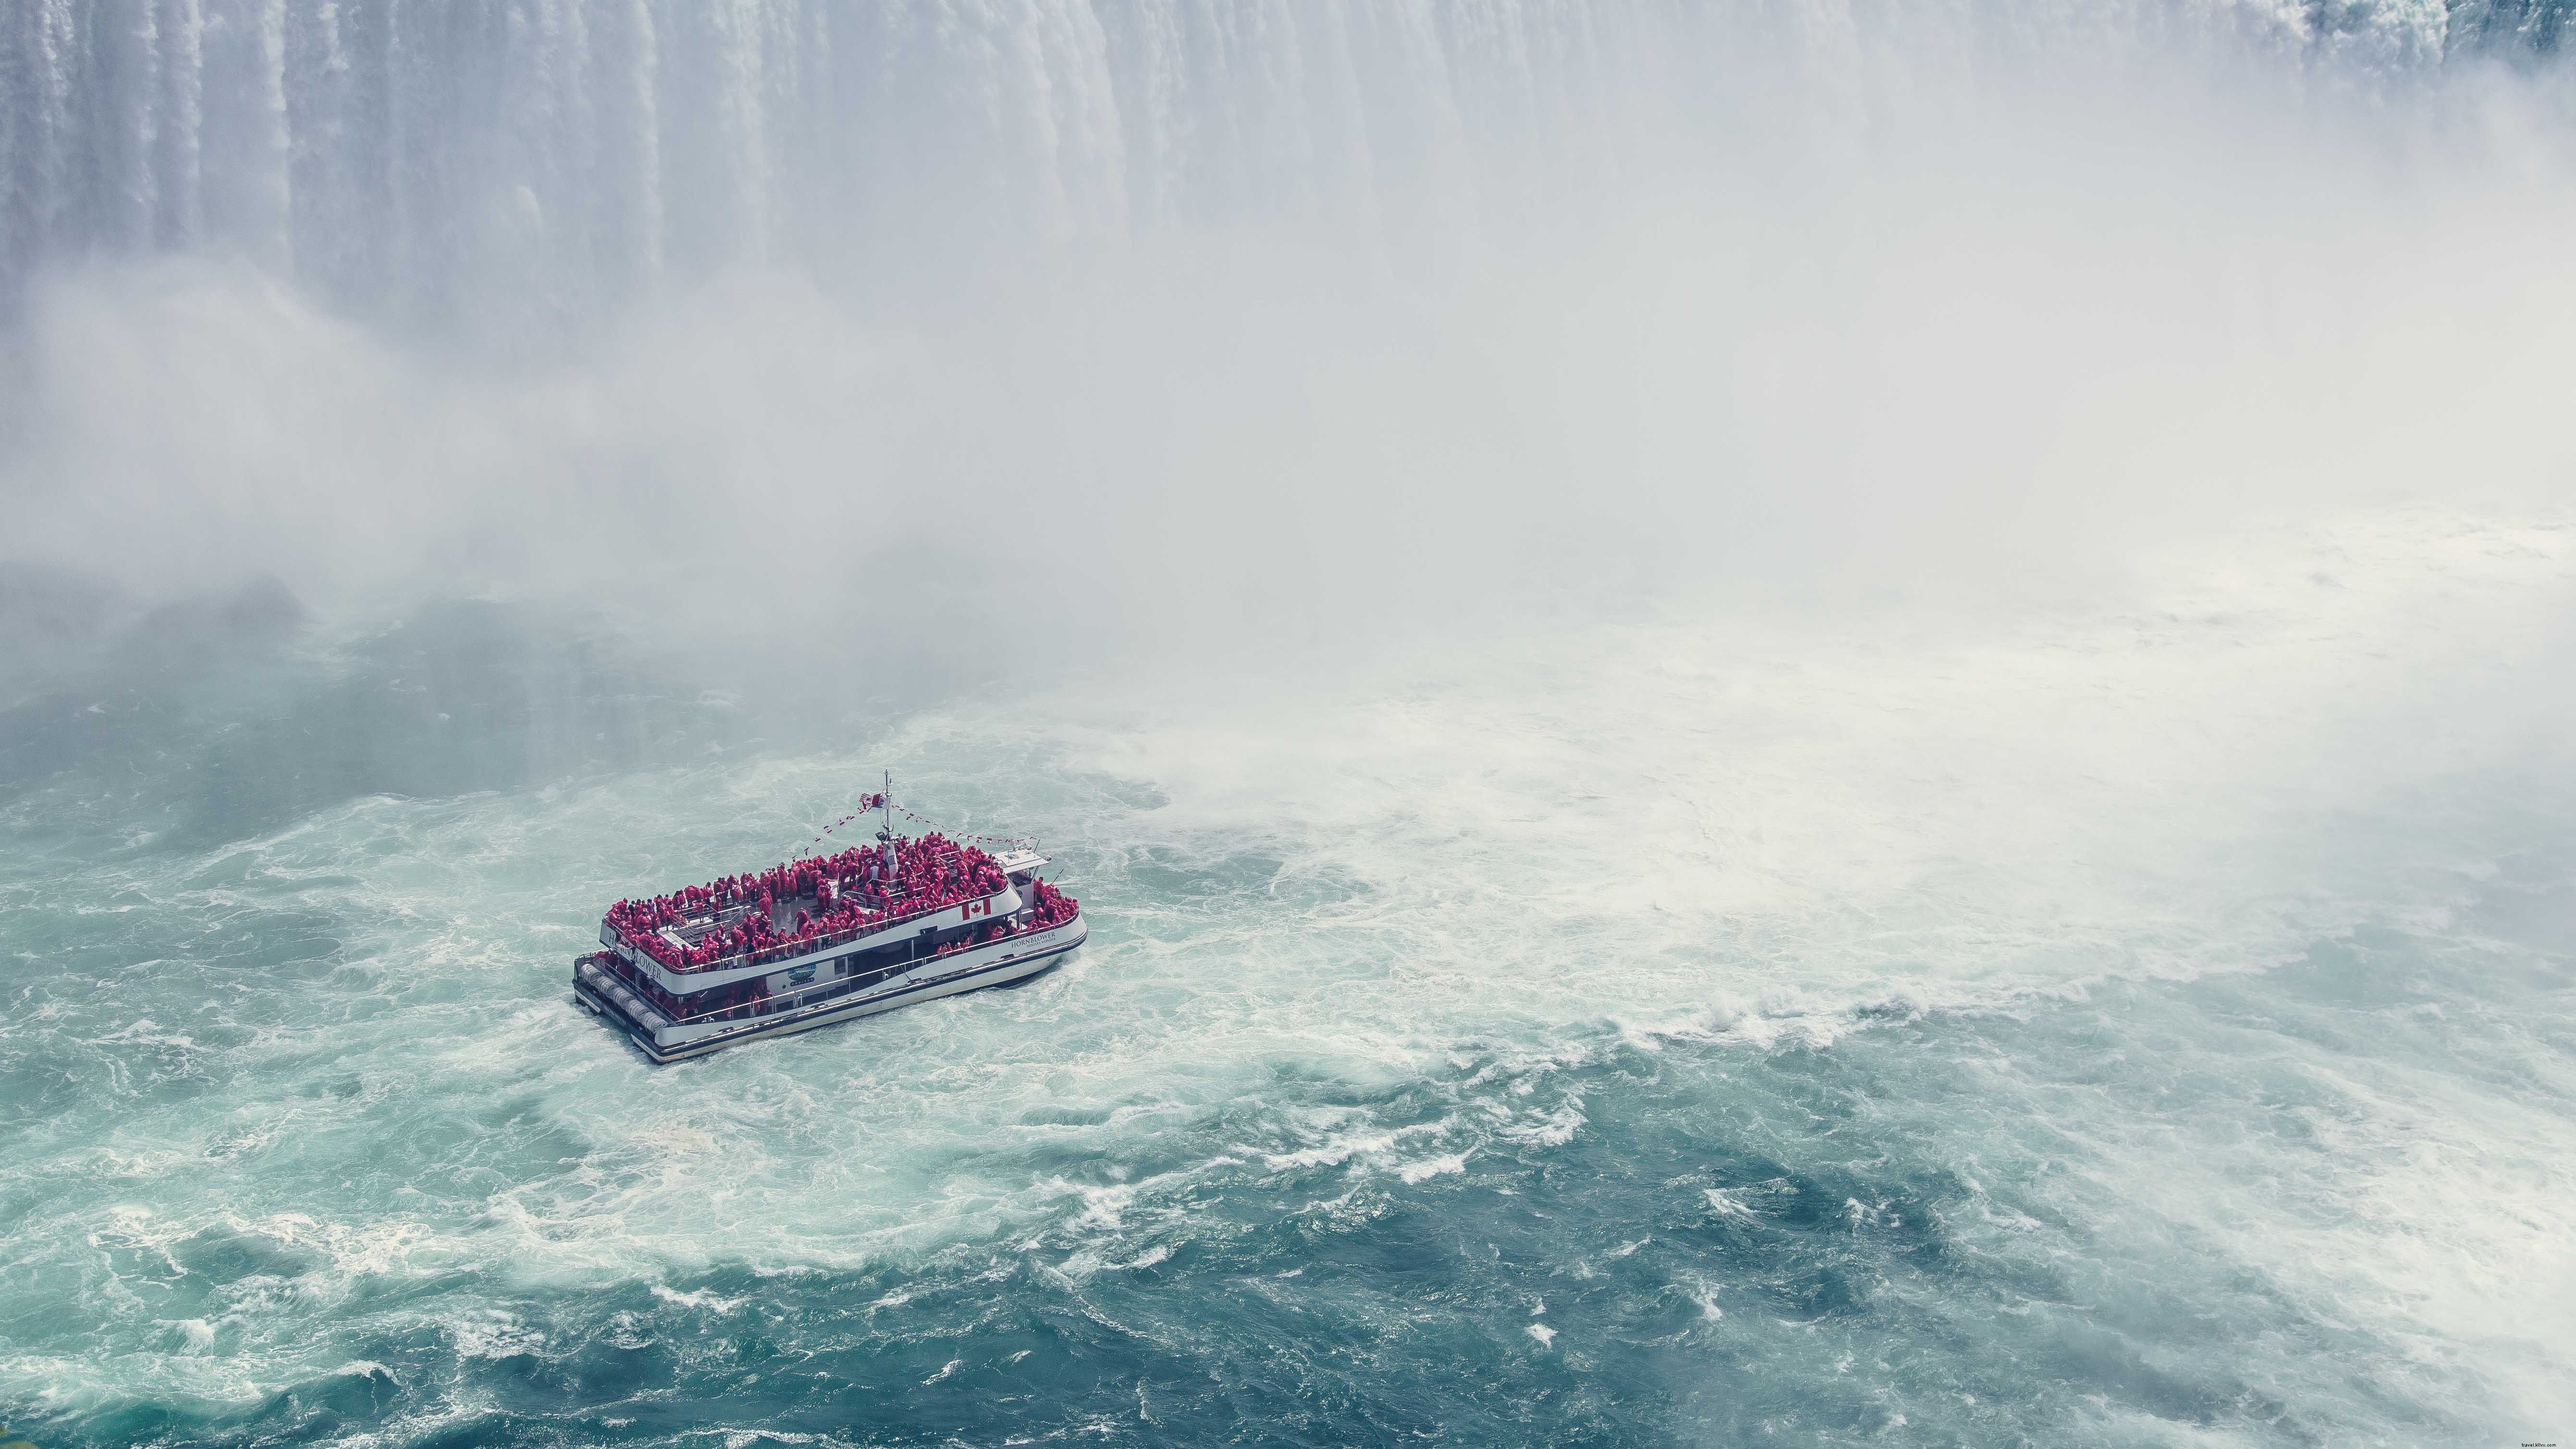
[603, 832, 1044, 974]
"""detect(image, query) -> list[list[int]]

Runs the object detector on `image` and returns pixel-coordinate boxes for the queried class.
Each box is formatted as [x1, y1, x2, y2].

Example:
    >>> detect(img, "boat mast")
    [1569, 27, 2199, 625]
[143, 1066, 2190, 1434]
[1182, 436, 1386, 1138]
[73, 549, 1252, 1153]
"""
[879, 769, 894, 842]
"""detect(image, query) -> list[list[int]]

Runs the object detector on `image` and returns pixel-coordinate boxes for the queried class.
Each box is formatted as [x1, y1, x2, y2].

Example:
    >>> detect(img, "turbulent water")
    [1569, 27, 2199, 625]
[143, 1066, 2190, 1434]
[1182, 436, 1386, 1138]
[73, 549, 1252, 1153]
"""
[3, 512, 2572, 1447]
[6, 0, 2576, 1446]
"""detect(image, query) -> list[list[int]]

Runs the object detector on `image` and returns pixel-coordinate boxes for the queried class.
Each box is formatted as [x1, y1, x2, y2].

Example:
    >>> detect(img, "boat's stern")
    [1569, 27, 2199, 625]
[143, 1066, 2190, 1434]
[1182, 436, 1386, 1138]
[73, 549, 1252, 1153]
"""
[572, 952, 676, 1060]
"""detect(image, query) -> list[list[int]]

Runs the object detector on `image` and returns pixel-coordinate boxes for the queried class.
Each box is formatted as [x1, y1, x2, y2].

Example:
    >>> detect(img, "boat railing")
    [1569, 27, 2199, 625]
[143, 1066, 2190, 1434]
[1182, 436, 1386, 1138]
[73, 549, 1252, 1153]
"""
[665, 921, 1042, 1027]
[587, 909, 1072, 1037]
[604, 882, 975, 976]
[599, 943, 978, 1031]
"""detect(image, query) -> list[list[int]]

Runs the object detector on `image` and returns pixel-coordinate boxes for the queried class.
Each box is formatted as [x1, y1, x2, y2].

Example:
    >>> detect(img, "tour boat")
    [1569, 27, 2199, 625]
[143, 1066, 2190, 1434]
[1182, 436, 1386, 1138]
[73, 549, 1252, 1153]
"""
[571, 785, 1085, 1063]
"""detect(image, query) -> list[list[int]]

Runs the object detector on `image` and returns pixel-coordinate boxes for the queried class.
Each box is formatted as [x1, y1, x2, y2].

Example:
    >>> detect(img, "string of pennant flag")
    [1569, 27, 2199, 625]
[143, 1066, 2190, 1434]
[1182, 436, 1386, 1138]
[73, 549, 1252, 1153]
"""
[792, 793, 1033, 858]
[893, 804, 1036, 850]
[789, 794, 890, 857]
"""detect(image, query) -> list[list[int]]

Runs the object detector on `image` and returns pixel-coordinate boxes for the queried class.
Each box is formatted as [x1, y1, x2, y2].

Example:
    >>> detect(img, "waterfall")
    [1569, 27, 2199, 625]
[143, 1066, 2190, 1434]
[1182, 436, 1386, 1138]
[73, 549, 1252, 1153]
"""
[3, 0, 2554, 325]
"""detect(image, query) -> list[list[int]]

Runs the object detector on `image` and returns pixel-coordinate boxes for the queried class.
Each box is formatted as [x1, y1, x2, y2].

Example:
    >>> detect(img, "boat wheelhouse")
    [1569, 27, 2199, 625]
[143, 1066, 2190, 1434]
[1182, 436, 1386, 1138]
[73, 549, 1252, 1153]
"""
[571, 790, 1085, 1063]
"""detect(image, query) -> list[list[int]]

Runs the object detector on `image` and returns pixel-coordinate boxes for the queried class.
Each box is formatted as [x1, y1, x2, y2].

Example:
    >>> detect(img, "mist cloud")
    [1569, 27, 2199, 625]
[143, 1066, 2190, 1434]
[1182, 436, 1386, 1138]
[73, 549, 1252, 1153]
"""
[0, 2, 2569, 684]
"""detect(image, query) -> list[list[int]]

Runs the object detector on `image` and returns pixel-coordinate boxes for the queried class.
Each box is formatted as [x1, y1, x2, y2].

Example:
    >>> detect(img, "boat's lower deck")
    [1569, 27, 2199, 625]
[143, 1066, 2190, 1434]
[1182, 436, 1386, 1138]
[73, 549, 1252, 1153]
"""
[575, 914, 1086, 1063]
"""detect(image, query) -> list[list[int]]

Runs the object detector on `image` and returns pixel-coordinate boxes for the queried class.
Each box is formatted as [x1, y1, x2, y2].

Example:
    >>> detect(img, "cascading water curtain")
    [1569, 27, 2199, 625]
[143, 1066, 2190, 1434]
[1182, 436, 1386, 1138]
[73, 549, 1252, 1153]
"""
[6, 0, 2560, 327]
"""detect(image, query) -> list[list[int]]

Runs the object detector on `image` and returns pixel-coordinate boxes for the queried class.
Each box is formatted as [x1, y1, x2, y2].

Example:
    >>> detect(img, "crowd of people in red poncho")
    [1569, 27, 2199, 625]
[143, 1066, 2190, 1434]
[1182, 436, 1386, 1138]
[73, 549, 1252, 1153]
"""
[605, 833, 1076, 972]
[932, 879, 1082, 962]
[1024, 878, 1077, 931]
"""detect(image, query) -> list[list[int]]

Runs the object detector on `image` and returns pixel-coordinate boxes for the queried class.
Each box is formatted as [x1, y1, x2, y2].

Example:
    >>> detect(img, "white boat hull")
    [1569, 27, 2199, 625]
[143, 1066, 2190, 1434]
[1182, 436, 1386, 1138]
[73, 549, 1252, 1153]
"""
[574, 915, 1086, 1063]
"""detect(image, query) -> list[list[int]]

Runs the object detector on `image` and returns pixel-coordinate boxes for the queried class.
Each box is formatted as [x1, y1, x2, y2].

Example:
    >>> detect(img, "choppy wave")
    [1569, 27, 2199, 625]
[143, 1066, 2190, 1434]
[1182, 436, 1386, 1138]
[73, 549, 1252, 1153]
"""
[2, 507, 2570, 1444]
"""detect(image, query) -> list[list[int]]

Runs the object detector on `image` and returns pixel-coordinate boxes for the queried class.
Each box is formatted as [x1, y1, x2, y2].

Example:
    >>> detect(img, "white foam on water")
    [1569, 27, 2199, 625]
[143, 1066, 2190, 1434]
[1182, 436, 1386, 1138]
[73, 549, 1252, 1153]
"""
[1396, 1152, 1472, 1185]
[1703, 1189, 1761, 1221]
[2, 505, 2572, 1434]
[649, 1286, 745, 1314]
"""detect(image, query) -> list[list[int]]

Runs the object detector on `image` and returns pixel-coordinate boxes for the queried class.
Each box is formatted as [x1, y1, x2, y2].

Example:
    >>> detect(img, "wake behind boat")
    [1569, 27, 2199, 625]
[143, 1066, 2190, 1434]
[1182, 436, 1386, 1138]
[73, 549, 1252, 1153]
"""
[572, 785, 1085, 1063]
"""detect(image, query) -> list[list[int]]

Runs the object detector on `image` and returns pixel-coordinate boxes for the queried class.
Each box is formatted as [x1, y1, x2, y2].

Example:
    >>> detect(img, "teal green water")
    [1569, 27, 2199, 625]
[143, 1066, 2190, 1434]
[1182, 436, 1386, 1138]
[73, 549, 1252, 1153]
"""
[4, 516, 2573, 1447]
